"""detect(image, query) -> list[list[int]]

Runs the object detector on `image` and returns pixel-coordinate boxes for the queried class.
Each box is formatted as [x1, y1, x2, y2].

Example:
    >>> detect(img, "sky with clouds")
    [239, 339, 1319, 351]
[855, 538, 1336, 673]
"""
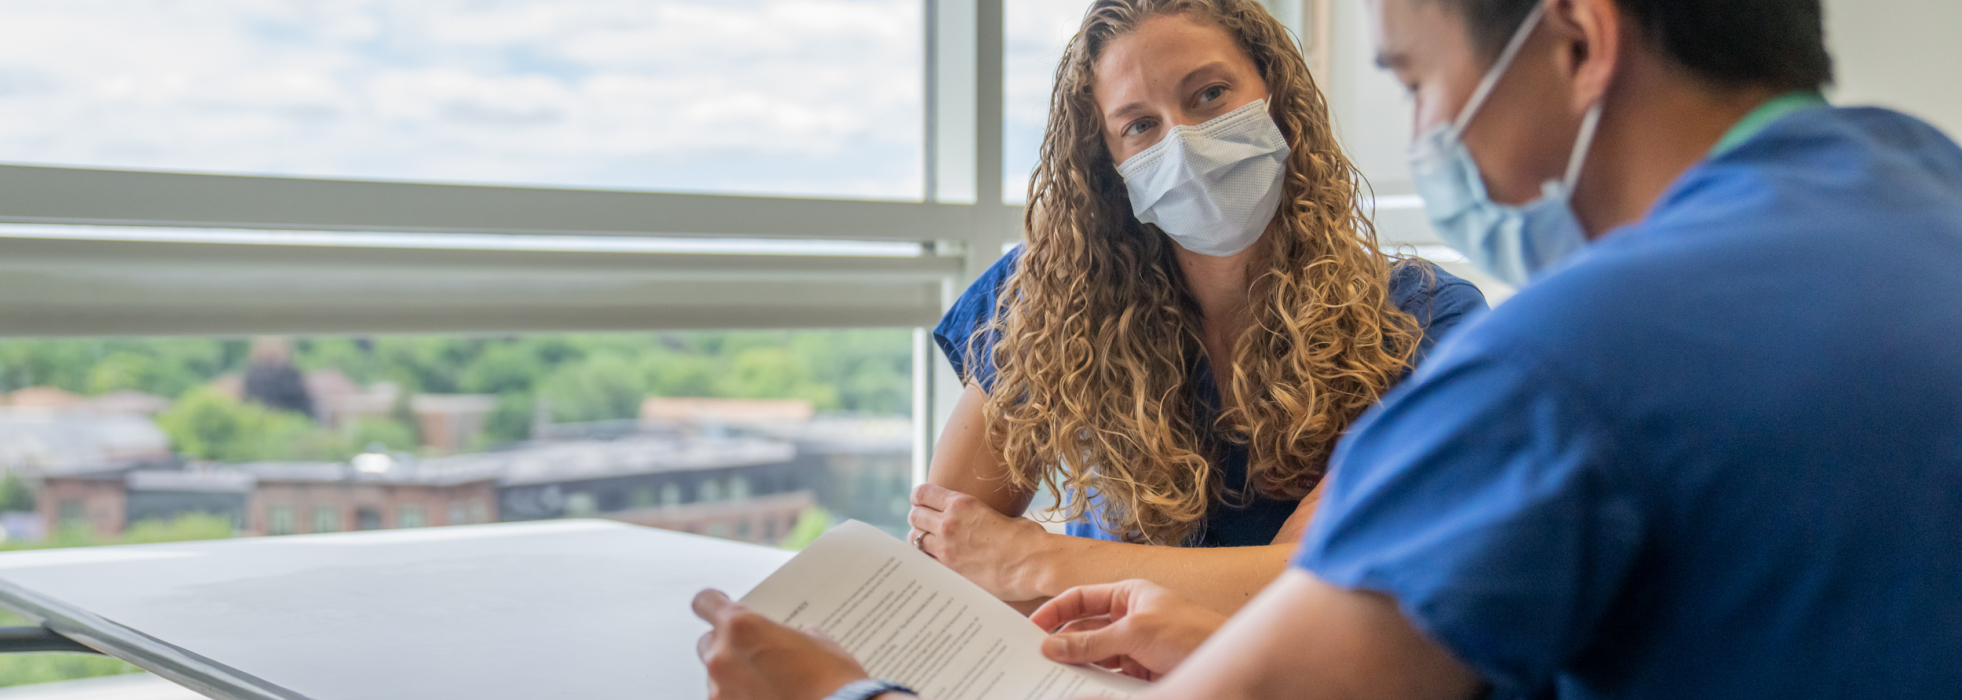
[0, 0, 1101, 203]
[0, 0, 928, 200]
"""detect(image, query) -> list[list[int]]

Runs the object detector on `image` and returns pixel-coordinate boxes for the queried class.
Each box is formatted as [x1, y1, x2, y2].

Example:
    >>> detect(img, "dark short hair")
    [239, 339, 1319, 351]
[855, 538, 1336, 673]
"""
[1436, 0, 1833, 92]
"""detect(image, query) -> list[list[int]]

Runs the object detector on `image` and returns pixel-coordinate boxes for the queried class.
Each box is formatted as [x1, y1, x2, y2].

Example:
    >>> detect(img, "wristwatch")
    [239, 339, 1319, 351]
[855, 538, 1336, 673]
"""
[824, 678, 916, 700]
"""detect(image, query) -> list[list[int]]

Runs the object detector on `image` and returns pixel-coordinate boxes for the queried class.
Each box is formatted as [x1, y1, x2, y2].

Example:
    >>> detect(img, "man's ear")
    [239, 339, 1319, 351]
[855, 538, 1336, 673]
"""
[1548, 0, 1622, 112]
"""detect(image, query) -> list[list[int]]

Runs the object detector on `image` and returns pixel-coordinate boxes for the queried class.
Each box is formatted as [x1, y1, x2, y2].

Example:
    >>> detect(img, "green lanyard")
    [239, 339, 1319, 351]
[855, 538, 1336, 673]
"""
[1711, 91, 1830, 157]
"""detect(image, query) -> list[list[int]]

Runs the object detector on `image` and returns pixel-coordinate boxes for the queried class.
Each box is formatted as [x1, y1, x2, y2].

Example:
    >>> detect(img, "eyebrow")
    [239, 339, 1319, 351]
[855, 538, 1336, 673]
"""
[1101, 61, 1237, 124]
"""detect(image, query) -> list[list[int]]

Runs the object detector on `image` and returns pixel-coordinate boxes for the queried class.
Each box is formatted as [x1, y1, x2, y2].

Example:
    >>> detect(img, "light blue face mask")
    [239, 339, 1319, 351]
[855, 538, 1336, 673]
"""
[1408, 3, 1603, 287]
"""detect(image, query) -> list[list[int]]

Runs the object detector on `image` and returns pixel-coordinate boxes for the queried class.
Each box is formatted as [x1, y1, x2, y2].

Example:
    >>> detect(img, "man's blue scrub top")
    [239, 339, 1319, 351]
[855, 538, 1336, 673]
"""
[934, 247, 1487, 546]
[1295, 106, 1962, 698]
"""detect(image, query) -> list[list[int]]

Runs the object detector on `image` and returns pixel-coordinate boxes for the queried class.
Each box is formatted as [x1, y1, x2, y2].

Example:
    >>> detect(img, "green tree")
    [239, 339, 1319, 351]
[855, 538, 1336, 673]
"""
[640, 349, 718, 398]
[483, 392, 538, 444]
[458, 343, 544, 395]
[84, 351, 158, 395]
[373, 337, 480, 394]
[539, 353, 647, 423]
[347, 417, 418, 453]
[0, 473, 34, 512]
[294, 338, 379, 384]
[156, 387, 349, 462]
[719, 347, 839, 409]
[779, 507, 834, 550]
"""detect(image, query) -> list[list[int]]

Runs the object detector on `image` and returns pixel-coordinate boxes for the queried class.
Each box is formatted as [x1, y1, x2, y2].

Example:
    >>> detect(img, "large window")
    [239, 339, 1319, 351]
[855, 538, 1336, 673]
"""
[1003, 0, 1093, 204]
[1, 330, 917, 541]
[0, 0, 924, 200]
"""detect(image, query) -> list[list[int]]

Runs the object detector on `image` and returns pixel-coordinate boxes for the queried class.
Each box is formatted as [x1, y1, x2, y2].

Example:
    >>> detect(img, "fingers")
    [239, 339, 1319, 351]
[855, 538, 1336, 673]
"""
[692, 589, 736, 624]
[907, 505, 941, 534]
[1030, 582, 1129, 632]
[1055, 615, 1113, 635]
[1041, 620, 1136, 666]
[906, 529, 943, 560]
[911, 483, 957, 510]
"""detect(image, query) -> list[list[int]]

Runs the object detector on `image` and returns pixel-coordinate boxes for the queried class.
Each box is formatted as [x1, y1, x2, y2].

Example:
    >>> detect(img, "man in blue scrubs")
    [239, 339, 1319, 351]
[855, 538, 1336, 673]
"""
[689, 0, 1962, 697]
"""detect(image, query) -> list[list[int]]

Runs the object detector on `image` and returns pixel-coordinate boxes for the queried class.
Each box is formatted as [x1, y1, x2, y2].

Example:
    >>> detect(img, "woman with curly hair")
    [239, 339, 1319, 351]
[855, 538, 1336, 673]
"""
[906, 0, 1486, 615]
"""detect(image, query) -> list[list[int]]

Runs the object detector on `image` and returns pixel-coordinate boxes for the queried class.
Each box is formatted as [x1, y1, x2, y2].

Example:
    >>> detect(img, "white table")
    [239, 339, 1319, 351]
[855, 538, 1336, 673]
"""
[0, 520, 792, 699]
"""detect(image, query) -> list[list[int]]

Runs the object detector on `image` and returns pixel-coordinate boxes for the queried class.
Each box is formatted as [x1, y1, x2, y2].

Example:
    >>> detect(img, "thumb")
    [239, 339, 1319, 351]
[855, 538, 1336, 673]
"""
[1041, 621, 1135, 665]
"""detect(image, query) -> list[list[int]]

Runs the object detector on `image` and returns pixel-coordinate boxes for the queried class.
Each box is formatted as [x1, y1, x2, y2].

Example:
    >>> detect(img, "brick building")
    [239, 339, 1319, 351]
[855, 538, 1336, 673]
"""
[425, 434, 814, 545]
[42, 460, 499, 538]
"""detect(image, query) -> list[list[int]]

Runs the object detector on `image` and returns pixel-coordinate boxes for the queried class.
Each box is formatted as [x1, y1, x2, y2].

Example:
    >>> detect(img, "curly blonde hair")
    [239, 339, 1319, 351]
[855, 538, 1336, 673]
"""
[976, 0, 1423, 546]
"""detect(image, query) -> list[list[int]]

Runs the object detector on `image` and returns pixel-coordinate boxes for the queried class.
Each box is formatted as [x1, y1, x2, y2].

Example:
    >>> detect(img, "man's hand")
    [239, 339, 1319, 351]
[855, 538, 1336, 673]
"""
[692, 589, 870, 700]
[1029, 579, 1227, 680]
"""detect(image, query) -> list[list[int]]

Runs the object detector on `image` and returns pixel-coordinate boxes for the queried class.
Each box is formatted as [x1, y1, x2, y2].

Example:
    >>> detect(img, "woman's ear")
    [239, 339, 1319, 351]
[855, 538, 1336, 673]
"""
[1550, 0, 1623, 112]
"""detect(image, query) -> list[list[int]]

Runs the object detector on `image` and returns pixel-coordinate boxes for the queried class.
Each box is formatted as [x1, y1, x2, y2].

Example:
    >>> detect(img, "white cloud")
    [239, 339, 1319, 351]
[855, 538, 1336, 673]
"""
[0, 0, 927, 199]
[1003, 0, 1093, 203]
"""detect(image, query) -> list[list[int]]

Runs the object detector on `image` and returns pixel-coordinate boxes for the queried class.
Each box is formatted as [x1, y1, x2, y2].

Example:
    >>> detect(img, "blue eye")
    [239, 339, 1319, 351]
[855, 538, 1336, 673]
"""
[1199, 85, 1226, 103]
[1124, 119, 1154, 137]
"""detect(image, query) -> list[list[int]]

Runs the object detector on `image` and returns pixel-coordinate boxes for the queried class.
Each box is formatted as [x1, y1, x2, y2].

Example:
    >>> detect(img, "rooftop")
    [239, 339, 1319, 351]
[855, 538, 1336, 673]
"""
[429, 435, 796, 487]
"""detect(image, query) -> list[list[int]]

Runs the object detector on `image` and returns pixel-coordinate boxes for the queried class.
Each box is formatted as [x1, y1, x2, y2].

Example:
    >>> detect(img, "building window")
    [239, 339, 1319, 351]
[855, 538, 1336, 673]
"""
[661, 483, 682, 507]
[356, 507, 382, 531]
[313, 506, 340, 534]
[565, 492, 597, 518]
[268, 503, 296, 536]
[631, 486, 656, 509]
[398, 504, 426, 529]
[448, 501, 466, 526]
[729, 475, 751, 501]
[706, 522, 729, 539]
[736, 519, 752, 540]
[698, 480, 722, 503]
[468, 499, 490, 524]
[57, 499, 83, 527]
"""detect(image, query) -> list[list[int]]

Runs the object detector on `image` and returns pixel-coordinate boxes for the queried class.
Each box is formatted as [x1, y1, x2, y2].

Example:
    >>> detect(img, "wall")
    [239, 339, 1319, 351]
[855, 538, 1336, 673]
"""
[1822, 0, 1962, 137]
[248, 481, 497, 535]
[40, 477, 126, 537]
[1319, 0, 1962, 223]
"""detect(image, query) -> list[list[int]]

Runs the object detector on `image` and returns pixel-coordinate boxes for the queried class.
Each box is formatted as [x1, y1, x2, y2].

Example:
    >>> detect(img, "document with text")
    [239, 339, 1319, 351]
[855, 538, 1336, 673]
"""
[740, 520, 1149, 700]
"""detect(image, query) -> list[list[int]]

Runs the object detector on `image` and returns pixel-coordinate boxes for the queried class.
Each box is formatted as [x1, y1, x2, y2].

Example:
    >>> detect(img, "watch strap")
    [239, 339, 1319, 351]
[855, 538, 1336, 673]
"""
[825, 678, 915, 700]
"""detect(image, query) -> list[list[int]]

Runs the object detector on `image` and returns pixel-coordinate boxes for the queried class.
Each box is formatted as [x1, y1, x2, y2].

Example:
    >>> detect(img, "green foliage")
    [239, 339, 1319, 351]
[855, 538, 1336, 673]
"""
[0, 339, 237, 397]
[539, 353, 647, 423]
[155, 387, 351, 462]
[719, 347, 838, 408]
[0, 646, 141, 689]
[778, 506, 835, 550]
[120, 513, 236, 545]
[483, 392, 539, 445]
[348, 417, 419, 453]
[0, 474, 33, 512]
[640, 349, 718, 398]
[0, 611, 139, 689]
[293, 338, 380, 384]
[1, 513, 233, 552]
[0, 330, 913, 457]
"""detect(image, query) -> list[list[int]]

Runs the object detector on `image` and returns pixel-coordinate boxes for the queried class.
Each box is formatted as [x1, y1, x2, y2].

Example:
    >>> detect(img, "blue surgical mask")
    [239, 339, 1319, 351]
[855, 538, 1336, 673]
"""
[1408, 3, 1602, 286]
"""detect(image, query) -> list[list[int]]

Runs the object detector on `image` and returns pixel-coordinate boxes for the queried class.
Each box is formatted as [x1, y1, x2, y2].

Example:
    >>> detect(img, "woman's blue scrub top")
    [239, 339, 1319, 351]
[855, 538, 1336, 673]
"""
[932, 247, 1488, 547]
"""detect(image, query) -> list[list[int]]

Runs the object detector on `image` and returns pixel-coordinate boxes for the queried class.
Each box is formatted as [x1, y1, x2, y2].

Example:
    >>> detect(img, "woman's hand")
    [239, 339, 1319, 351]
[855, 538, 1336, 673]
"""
[1029, 579, 1228, 680]
[692, 589, 870, 700]
[907, 483, 1056, 602]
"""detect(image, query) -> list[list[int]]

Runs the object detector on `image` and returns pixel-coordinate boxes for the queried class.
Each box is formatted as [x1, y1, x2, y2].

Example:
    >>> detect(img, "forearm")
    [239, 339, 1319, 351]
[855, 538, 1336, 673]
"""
[1133, 571, 1482, 700]
[1025, 535, 1294, 616]
[927, 384, 1031, 516]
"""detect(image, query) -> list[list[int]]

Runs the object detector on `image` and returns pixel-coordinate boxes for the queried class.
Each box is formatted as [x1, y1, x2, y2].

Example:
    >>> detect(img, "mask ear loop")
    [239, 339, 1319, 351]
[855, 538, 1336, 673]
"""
[1561, 101, 1604, 190]
[1450, 2, 1549, 136]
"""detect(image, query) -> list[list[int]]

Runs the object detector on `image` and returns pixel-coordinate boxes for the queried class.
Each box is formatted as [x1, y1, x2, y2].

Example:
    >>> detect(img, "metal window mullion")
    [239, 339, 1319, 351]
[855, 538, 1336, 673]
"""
[0, 163, 1024, 244]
